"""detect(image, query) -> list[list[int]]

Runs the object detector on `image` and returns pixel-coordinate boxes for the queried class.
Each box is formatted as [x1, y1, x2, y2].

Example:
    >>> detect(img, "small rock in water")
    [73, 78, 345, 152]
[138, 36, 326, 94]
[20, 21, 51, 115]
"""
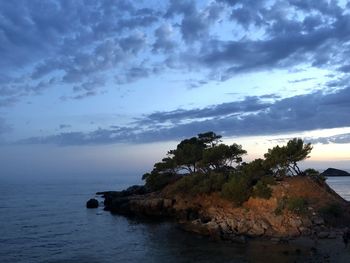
[86, 198, 99, 208]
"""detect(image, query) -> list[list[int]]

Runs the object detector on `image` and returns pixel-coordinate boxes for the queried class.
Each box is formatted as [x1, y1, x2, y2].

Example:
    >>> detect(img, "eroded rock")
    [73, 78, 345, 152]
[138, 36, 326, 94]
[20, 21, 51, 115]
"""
[94, 176, 350, 241]
[86, 198, 99, 208]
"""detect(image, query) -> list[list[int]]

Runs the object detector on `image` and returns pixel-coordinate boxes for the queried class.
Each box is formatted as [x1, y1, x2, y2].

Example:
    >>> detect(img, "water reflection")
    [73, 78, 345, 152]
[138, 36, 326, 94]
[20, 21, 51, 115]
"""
[121, 218, 350, 263]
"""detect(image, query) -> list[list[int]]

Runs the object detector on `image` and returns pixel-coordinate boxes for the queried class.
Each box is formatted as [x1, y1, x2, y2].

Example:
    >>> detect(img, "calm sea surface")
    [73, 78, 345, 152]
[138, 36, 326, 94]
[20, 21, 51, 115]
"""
[0, 176, 350, 263]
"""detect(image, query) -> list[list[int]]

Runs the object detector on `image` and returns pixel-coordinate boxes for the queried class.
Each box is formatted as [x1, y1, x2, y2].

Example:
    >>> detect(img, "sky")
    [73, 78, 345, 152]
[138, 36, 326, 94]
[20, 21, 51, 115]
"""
[0, 0, 350, 181]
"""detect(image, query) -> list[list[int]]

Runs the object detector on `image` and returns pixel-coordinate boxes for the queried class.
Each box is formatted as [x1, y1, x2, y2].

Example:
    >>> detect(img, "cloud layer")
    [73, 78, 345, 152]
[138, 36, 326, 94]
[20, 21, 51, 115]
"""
[19, 86, 350, 145]
[308, 133, 350, 144]
[1, 0, 350, 106]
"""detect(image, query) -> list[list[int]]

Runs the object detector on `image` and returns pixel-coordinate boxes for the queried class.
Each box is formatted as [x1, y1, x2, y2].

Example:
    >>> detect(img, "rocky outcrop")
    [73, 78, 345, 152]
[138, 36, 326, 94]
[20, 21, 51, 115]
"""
[105, 195, 176, 217]
[86, 198, 99, 208]
[94, 177, 350, 241]
[97, 185, 148, 211]
[322, 168, 350, 177]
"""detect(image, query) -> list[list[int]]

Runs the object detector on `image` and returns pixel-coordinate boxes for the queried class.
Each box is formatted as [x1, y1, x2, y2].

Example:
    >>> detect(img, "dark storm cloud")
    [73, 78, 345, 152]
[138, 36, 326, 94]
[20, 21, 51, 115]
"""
[1, 0, 350, 106]
[17, 86, 350, 145]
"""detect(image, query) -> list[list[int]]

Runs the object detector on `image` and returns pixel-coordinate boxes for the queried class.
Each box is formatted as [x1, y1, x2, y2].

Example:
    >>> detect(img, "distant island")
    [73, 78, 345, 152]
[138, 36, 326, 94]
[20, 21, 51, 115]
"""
[88, 132, 350, 242]
[322, 168, 350, 177]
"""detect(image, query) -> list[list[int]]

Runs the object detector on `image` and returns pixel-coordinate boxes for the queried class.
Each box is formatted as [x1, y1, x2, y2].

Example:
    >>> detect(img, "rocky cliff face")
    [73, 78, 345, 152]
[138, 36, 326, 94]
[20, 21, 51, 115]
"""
[97, 176, 350, 242]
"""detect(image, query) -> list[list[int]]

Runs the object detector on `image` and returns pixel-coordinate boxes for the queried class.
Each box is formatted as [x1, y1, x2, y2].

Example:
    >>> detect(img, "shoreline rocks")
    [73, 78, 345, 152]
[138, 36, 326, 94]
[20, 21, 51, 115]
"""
[94, 192, 346, 242]
[86, 198, 99, 208]
[91, 177, 350, 242]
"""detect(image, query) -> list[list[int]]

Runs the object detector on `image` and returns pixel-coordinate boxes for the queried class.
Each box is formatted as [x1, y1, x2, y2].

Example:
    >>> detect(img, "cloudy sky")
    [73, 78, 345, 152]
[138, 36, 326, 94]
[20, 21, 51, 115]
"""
[1, 0, 350, 181]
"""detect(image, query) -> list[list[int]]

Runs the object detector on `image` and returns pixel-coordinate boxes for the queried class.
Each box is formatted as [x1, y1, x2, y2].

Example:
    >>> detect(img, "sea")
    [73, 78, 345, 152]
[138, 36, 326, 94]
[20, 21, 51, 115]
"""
[1, 176, 350, 263]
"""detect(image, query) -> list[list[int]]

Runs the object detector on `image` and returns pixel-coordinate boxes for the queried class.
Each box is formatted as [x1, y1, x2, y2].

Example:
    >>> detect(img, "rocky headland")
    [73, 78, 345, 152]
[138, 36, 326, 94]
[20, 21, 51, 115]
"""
[95, 175, 350, 242]
[322, 168, 350, 177]
[88, 133, 350, 244]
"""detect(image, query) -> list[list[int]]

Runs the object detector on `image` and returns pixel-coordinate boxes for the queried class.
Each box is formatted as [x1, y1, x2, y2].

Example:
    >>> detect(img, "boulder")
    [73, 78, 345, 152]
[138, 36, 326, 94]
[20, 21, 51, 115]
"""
[125, 185, 147, 195]
[317, 231, 329, 239]
[289, 218, 302, 228]
[86, 198, 99, 208]
[299, 227, 311, 236]
[231, 235, 247, 244]
[248, 222, 265, 236]
[312, 217, 325, 225]
[206, 221, 221, 239]
[163, 199, 174, 209]
[182, 220, 210, 236]
[237, 220, 251, 234]
[328, 231, 337, 239]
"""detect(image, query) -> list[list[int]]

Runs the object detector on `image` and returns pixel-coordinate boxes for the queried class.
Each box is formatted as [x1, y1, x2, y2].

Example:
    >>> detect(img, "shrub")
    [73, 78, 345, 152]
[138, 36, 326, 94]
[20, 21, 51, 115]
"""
[171, 172, 228, 196]
[319, 203, 343, 218]
[264, 138, 312, 176]
[221, 175, 251, 205]
[304, 168, 326, 182]
[194, 172, 228, 194]
[252, 181, 272, 199]
[286, 197, 308, 215]
[240, 158, 272, 184]
[274, 196, 288, 215]
[274, 196, 308, 215]
[260, 175, 277, 186]
[171, 173, 202, 195]
[142, 172, 174, 192]
[210, 172, 228, 190]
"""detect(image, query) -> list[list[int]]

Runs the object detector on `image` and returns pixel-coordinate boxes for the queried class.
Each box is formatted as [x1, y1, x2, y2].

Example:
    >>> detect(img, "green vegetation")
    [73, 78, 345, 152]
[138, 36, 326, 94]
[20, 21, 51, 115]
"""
[319, 203, 343, 218]
[143, 131, 246, 191]
[221, 174, 251, 205]
[171, 172, 228, 196]
[286, 197, 308, 215]
[260, 175, 276, 186]
[264, 138, 312, 177]
[274, 196, 308, 215]
[304, 168, 326, 182]
[142, 171, 174, 192]
[200, 143, 246, 172]
[274, 197, 288, 215]
[252, 181, 272, 199]
[141, 131, 317, 206]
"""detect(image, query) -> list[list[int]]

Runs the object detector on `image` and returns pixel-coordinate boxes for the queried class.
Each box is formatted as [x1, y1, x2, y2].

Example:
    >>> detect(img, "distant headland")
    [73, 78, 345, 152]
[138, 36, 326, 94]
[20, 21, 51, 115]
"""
[88, 132, 350, 242]
[322, 168, 350, 177]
